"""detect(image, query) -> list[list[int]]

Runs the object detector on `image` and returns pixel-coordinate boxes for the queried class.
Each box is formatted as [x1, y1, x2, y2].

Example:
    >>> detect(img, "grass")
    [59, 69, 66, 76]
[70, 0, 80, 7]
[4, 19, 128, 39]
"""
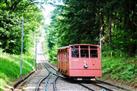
[0, 52, 35, 91]
[102, 55, 137, 87]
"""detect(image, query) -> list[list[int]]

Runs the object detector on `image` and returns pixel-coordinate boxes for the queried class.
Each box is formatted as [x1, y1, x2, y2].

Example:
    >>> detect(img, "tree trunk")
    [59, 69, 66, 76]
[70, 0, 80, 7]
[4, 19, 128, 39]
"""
[108, 16, 112, 47]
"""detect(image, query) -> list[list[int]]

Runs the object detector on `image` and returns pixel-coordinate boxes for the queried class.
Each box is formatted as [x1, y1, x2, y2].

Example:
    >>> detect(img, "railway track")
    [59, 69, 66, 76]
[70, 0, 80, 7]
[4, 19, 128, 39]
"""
[50, 63, 131, 91]
[96, 80, 130, 91]
[67, 79, 130, 91]
[35, 63, 131, 91]
[79, 82, 114, 91]
[44, 72, 59, 91]
[35, 63, 60, 91]
[35, 72, 50, 91]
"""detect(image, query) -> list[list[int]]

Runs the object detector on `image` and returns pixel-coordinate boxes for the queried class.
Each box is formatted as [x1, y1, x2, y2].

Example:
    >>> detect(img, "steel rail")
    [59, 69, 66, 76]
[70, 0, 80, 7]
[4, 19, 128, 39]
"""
[35, 72, 50, 91]
[96, 80, 130, 91]
[44, 63, 64, 78]
[45, 72, 52, 91]
[44, 63, 60, 91]
[35, 63, 54, 91]
[91, 83, 113, 91]
[13, 71, 34, 90]
[53, 76, 59, 91]
[78, 83, 95, 91]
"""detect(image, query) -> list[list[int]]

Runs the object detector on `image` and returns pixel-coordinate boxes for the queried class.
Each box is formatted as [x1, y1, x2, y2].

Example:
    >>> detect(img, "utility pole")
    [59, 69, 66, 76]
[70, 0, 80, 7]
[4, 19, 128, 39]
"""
[99, 13, 103, 61]
[35, 39, 38, 71]
[20, 17, 24, 79]
[100, 27, 102, 60]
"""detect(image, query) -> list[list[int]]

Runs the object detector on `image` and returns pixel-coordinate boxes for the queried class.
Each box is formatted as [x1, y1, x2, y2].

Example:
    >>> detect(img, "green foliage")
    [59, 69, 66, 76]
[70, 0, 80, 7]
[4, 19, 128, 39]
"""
[48, 45, 58, 62]
[0, 52, 34, 91]
[102, 55, 137, 82]
[0, 0, 42, 54]
[0, 13, 21, 54]
[102, 0, 137, 56]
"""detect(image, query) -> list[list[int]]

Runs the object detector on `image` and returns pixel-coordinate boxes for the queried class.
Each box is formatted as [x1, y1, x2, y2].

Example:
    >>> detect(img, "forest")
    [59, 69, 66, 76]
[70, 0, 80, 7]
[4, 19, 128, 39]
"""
[47, 0, 137, 87]
[0, 0, 137, 90]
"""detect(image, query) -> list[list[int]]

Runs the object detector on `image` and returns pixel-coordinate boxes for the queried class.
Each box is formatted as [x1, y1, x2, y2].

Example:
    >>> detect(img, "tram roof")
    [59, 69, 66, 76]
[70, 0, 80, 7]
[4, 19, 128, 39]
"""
[58, 44, 99, 50]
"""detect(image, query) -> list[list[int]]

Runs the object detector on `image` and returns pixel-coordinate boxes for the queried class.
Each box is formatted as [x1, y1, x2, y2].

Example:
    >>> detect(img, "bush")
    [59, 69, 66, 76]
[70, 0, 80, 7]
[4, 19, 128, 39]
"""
[102, 55, 137, 82]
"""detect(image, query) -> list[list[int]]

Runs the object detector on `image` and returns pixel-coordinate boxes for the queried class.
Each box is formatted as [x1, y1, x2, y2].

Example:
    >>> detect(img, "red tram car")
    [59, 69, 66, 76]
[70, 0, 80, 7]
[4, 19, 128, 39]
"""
[57, 44, 102, 79]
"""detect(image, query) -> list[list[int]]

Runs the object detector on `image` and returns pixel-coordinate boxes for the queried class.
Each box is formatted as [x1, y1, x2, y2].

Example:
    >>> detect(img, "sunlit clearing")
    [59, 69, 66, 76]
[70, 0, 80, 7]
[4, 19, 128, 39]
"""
[42, 4, 55, 25]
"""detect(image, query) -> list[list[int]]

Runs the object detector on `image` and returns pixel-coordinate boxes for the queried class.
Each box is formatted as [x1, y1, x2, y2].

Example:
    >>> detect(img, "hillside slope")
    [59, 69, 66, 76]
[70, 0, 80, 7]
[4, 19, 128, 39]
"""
[0, 52, 34, 91]
[102, 55, 137, 88]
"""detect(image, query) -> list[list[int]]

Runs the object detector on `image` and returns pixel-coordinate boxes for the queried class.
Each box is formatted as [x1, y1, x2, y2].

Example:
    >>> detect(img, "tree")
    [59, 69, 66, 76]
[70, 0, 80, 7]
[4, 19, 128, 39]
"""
[0, 0, 43, 54]
[47, 0, 137, 63]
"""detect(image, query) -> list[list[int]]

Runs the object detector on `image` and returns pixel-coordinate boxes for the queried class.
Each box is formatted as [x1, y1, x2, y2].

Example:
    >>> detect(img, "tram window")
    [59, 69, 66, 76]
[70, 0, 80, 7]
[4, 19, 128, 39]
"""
[90, 46, 97, 48]
[81, 46, 88, 49]
[71, 46, 79, 57]
[80, 46, 89, 58]
[81, 50, 89, 57]
[90, 50, 98, 57]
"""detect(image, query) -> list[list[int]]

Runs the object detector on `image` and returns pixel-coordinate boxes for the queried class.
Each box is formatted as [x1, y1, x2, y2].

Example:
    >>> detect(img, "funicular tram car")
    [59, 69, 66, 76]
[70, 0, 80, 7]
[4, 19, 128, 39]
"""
[57, 44, 102, 79]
